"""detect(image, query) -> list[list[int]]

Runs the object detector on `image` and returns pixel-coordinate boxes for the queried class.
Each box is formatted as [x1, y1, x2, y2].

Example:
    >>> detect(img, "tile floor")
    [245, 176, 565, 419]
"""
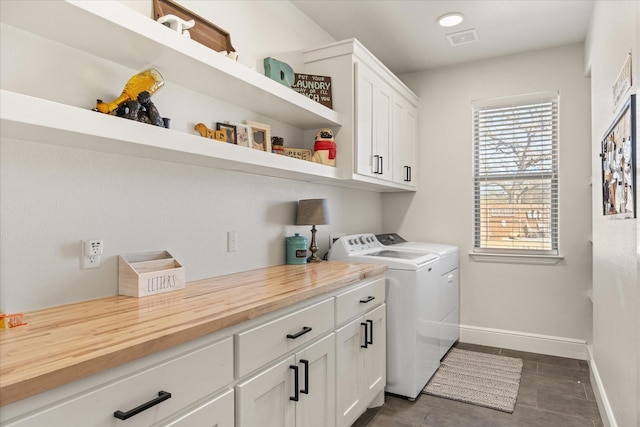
[353, 342, 603, 427]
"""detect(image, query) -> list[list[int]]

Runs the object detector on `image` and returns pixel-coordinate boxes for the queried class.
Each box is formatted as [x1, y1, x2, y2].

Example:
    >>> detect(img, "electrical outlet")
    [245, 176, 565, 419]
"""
[82, 239, 103, 269]
[227, 231, 238, 252]
[82, 254, 101, 269]
[84, 240, 103, 256]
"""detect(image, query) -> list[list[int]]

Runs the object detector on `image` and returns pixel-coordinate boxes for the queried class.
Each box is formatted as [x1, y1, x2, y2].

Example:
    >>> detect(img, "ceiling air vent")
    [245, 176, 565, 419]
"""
[446, 29, 478, 46]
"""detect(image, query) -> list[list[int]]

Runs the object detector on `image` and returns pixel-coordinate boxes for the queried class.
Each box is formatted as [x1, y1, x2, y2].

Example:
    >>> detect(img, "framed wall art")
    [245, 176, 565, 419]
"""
[245, 121, 272, 152]
[232, 123, 251, 148]
[216, 122, 237, 145]
[601, 94, 636, 219]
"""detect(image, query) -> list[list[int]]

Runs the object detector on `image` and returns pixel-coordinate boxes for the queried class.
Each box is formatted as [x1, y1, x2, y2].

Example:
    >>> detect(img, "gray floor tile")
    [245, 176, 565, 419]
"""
[353, 343, 604, 427]
[453, 342, 502, 355]
[499, 348, 583, 369]
[536, 373, 589, 400]
[537, 393, 601, 421]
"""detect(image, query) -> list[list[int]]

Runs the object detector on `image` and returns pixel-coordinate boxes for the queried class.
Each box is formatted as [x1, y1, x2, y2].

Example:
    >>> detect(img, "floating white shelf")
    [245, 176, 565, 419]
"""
[0, 90, 341, 183]
[1, 1, 418, 192]
[0, 0, 341, 130]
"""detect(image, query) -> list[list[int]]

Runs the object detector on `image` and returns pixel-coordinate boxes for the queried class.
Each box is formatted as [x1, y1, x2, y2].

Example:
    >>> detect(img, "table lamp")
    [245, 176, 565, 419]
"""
[296, 199, 331, 263]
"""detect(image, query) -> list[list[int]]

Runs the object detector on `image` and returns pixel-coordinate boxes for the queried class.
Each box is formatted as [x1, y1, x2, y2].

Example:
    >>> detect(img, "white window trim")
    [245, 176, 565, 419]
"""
[471, 91, 561, 263]
[469, 252, 564, 265]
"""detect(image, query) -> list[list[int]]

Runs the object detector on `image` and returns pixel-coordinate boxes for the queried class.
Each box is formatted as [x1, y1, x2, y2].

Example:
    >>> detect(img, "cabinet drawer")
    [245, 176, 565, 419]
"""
[236, 298, 334, 378]
[3, 337, 233, 427]
[156, 388, 234, 427]
[335, 277, 385, 325]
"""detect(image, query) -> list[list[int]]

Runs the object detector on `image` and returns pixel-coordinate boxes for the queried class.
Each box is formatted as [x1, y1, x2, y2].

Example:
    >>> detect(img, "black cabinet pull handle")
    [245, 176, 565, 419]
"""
[379, 156, 384, 174]
[405, 166, 412, 182]
[373, 155, 380, 174]
[287, 326, 312, 339]
[361, 322, 368, 348]
[114, 391, 171, 420]
[300, 359, 309, 395]
[290, 365, 299, 401]
[359, 296, 375, 304]
[366, 319, 374, 345]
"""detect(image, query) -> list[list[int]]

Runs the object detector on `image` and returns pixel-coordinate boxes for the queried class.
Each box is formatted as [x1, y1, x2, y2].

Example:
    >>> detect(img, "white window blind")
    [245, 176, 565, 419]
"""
[473, 92, 559, 255]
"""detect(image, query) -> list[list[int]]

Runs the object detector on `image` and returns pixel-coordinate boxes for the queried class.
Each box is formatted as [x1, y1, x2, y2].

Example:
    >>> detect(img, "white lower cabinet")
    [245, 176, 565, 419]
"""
[236, 333, 335, 427]
[1, 337, 234, 427]
[1, 276, 385, 427]
[335, 304, 386, 427]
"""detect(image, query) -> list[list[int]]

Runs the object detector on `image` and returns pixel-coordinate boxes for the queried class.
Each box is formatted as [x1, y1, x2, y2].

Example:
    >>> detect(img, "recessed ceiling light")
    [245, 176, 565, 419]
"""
[438, 12, 464, 27]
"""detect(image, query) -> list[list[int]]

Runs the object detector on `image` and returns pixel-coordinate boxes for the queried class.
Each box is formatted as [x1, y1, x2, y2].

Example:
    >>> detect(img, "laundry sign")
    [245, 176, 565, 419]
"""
[292, 73, 333, 109]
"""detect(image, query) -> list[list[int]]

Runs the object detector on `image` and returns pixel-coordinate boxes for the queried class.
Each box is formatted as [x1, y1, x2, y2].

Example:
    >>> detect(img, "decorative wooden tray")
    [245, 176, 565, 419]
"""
[153, 0, 235, 53]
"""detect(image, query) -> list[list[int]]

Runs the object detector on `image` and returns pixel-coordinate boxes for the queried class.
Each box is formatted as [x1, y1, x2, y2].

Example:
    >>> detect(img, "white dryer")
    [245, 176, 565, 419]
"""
[328, 234, 442, 400]
[376, 233, 460, 359]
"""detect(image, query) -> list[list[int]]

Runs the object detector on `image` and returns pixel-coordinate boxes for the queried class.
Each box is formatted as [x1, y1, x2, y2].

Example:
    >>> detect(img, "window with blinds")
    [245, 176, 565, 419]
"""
[472, 92, 559, 255]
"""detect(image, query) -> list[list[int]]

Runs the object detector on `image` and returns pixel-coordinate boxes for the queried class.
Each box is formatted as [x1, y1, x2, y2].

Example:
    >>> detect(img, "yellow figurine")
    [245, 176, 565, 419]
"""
[95, 69, 164, 114]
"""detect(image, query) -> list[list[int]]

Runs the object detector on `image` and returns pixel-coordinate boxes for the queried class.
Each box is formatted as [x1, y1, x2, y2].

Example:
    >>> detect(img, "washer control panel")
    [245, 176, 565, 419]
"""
[328, 233, 383, 259]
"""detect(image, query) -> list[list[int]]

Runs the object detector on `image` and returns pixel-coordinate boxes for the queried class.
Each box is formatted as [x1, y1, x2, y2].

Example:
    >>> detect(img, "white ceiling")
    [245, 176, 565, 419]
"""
[291, 0, 594, 75]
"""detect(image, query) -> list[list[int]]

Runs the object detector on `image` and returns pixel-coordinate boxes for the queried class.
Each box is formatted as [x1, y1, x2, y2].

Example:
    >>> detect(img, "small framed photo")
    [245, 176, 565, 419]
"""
[232, 123, 251, 148]
[216, 122, 237, 145]
[245, 121, 272, 152]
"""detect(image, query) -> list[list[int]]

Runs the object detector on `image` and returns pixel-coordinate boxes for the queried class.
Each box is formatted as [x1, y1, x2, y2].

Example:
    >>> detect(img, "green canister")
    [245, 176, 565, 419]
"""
[286, 233, 308, 264]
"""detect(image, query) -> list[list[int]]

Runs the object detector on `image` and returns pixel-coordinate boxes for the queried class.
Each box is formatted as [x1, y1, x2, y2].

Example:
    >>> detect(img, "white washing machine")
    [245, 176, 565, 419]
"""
[376, 233, 460, 359]
[328, 233, 442, 400]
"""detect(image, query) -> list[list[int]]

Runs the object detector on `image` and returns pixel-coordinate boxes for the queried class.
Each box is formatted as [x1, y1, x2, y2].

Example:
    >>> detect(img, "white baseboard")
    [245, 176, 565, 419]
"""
[458, 324, 588, 360]
[588, 346, 617, 427]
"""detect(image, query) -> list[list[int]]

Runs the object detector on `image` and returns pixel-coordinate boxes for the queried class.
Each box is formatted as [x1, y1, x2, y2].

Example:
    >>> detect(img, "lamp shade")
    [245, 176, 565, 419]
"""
[296, 199, 331, 225]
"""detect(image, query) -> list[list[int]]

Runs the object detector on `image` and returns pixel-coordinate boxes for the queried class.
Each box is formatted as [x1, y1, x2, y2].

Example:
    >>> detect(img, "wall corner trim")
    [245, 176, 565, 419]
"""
[588, 346, 618, 427]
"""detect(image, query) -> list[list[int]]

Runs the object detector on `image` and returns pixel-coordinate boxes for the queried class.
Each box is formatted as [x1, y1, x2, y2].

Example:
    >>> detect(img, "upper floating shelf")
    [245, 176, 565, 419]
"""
[0, 0, 342, 130]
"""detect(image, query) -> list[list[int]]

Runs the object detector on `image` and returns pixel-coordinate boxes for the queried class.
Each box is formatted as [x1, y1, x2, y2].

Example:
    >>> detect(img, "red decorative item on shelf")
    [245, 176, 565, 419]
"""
[311, 128, 336, 167]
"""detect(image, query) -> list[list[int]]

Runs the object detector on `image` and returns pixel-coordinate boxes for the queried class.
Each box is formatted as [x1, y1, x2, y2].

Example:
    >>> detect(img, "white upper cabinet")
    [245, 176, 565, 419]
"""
[392, 93, 418, 186]
[303, 39, 419, 192]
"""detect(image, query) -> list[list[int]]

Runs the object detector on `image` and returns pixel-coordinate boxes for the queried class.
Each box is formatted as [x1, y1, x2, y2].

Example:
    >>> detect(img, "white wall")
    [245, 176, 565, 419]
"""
[586, 1, 639, 426]
[0, 1, 382, 313]
[383, 44, 593, 358]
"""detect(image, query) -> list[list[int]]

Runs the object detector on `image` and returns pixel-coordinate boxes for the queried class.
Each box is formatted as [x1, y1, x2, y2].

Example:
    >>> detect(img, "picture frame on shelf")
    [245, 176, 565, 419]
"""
[232, 123, 251, 148]
[601, 94, 636, 219]
[216, 122, 237, 145]
[245, 121, 272, 152]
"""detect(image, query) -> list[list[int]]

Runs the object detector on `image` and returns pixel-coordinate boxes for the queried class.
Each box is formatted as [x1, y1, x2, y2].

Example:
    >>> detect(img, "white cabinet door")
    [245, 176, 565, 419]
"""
[362, 304, 386, 404]
[236, 356, 296, 427]
[295, 334, 336, 427]
[335, 316, 366, 427]
[392, 94, 417, 187]
[237, 334, 336, 427]
[355, 62, 375, 178]
[375, 78, 393, 181]
[355, 62, 392, 181]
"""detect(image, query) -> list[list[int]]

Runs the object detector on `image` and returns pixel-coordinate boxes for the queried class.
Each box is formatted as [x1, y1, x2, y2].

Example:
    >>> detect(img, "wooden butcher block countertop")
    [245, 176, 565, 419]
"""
[0, 261, 386, 406]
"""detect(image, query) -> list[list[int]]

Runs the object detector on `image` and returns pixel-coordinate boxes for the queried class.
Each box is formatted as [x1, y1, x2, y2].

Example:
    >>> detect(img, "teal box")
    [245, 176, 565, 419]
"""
[286, 233, 307, 264]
